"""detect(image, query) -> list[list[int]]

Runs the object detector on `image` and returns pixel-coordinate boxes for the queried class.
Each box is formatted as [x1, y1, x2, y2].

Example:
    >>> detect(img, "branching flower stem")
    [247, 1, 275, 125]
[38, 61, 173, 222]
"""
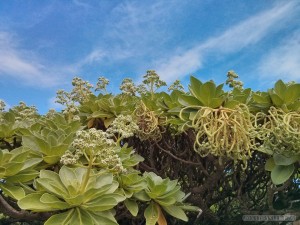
[80, 153, 94, 193]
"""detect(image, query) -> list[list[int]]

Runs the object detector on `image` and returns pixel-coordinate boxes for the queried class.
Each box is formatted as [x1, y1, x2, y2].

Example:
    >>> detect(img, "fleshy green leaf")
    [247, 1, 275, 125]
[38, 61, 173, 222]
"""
[274, 80, 286, 98]
[22, 136, 49, 154]
[134, 190, 151, 201]
[155, 197, 176, 206]
[179, 205, 200, 212]
[197, 81, 216, 106]
[36, 171, 68, 197]
[0, 183, 25, 200]
[5, 170, 39, 183]
[252, 93, 271, 104]
[83, 194, 125, 211]
[18, 193, 53, 212]
[87, 211, 118, 225]
[273, 154, 299, 166]
[124, 199, 139, 216]
[144, 202, 159, 225]
[21, 158, 43, 170]
[68, 208, 94, 225]
[162, 205, 188, 222]
[270, 94, 284, 107]
[265, 158, 275, 171]
[209, 98, 223, 108]
[44, 209, 75, 225]
[287, 101, 300, 111]
[284, 84, 300, 104]
[40, 193, 70, 210]
[178, 95, 201, 107]
[4, 162, 24, 176]
[94, 173, 113, 189]
[224, 100, 240, 109]
[43, 155, 61, 164]
[271, 164, 295, 185]
[189, 76, 203, 100]
[59, 166, 81, 195]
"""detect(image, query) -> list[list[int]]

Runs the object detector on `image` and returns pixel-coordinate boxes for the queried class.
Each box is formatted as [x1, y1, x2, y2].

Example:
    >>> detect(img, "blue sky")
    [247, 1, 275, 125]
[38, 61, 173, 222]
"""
[0, 0, 300, 114]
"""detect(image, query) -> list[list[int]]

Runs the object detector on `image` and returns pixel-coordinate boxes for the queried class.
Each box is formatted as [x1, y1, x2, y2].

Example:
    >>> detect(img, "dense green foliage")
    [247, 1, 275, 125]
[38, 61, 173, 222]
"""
[0, 70, 299, 225]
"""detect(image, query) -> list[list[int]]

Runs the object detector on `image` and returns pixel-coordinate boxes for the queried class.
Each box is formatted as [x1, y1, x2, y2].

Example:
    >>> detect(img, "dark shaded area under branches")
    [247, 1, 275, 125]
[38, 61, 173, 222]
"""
[122, 127, 300, 225]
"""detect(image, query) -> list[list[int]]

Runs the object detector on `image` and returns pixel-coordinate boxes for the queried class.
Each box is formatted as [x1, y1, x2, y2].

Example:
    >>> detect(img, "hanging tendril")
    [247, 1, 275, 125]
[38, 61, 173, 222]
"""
[257, 107, 300, 157]
[180, 104, 256, 169]
[134, 101, 163, 141]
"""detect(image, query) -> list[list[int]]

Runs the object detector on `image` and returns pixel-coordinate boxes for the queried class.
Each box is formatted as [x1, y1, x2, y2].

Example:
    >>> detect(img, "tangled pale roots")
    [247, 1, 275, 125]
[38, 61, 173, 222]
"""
[258, 107, 300, 156]
[180, 104, 256, 169]
[134, 101, 164, 141]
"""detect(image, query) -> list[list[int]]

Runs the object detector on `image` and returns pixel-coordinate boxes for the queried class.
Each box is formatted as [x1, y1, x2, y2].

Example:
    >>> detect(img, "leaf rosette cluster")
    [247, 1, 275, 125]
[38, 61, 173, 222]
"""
[18, 166, 125, 225]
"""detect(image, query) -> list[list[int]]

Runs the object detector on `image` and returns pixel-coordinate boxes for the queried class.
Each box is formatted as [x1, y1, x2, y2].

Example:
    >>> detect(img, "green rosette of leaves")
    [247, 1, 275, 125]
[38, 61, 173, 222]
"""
[0, 147, 42, 200]
[20, 114, 81, 165]
[18, 166, 125, 225]
[80, 94, 137, 129]
[134, 172, 199, 225]
[0, 102, 39, 140]
[0, 112, 19, 139]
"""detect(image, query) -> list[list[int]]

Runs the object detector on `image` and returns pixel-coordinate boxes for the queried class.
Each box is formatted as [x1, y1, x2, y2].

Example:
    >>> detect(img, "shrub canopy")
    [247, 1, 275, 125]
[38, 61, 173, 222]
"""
[0, 70, 299, 225]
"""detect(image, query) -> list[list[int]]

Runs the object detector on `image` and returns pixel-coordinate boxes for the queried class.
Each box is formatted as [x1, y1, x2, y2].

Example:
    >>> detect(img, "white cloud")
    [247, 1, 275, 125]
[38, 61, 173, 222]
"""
[0, 31, 69, 87]
[77, 49, 106, 66]
[156, 1, 300, 82]
[154, 49, 203, 82]
[72, 0, 91, 10]
[108, 1, 175, 44]
[77, 1, 191, 69]
[258, 31, 300, 82]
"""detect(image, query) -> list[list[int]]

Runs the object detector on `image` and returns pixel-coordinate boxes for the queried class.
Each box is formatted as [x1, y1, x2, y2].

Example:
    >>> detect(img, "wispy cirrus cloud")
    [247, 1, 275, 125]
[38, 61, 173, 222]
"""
[108, 1, 178, 43]
[77, 0, 192, 68]
[72, 0, 91, 10]
[0, 31, 71, 87]
[258, 31, 300, 82]
[77, 49, 107, 67]
[155, 1, 300, 82]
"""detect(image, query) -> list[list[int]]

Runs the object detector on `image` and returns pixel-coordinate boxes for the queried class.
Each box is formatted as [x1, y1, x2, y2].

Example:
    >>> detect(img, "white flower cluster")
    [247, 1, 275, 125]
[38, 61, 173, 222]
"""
[142, 70, 167, 89]
[168, 80, 184, 92]
[71, 77, 93, 103]
[56, 77, 93, 105]
[106, 115, 139, 139]
[12, 102, 37, 121]
[67, 128, 125, 173]
[62, 103, 79, 120]
[46, 109, 56, 118]
[72, 128, 115, 150]
[95, 76, 109, 93]
[226, 70, 243, 90]
[137, 84, 147, 95]
[60, 149, 83, 165]
[119, 78, 137, 95]
[56, 89, 72, 106]
[95, 149, 125, 173]
[0, 100, 6, 112]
